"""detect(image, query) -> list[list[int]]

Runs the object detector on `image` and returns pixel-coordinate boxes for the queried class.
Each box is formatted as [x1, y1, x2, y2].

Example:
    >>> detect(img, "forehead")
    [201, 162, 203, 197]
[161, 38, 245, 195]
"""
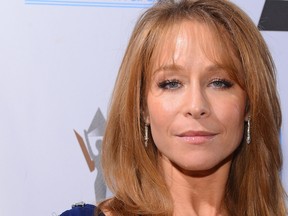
[149, 19, 243, 84]
[153, 21, 217, 69]
[153, 20, 225, 67]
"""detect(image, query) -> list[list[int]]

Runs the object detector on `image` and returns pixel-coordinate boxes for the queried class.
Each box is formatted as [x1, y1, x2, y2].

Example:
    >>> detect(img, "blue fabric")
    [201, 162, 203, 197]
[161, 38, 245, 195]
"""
[60, 204, 104, 216]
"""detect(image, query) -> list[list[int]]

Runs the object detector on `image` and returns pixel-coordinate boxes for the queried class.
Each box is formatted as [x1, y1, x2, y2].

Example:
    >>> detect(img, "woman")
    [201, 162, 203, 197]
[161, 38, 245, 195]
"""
[62, 0, 286, 215]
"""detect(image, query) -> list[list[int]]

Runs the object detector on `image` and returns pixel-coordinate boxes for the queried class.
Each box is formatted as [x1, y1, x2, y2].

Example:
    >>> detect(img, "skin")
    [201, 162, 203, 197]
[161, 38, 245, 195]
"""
[146, 21, 247, 216]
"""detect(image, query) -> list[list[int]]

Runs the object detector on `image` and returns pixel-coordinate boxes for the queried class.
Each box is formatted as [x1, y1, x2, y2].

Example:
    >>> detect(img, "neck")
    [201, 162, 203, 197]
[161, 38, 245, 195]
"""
[160, 158, 231, 216]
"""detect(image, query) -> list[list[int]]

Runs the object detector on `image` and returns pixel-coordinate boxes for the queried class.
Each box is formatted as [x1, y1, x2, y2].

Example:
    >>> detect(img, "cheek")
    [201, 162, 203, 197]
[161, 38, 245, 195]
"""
[214, 96, 246, 141]
[146, 94, 181, 149]
[213, 91, 246, 119]
[147, 94, 180, 125]
[223, 104, 244, 121]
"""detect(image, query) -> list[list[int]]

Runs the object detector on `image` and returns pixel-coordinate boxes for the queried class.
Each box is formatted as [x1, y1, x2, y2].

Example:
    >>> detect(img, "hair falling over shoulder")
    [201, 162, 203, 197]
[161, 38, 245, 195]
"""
[97, 0, 287, 215]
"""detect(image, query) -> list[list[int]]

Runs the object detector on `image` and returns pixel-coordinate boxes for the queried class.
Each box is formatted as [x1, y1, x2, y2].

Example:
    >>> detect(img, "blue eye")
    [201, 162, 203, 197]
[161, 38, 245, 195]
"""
[158, 79, 182, 90]
[210, 78, 233, 89]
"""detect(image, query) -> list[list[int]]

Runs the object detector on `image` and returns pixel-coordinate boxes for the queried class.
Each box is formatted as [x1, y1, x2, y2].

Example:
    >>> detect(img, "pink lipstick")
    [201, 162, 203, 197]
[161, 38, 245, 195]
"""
[177, 130, 217, 144]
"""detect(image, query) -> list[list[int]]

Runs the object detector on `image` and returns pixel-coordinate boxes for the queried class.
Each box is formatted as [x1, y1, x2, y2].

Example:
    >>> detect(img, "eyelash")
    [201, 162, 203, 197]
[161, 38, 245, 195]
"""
[157, 78, 233, 90]
[158, 79, 182, 90]
[209, 78, 233, 89]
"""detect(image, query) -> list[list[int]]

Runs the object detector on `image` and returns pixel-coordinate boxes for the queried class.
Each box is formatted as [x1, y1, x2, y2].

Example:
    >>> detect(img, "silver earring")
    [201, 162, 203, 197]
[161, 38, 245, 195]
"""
[247, 116, 251, 144]
[144, 124, 149, 147]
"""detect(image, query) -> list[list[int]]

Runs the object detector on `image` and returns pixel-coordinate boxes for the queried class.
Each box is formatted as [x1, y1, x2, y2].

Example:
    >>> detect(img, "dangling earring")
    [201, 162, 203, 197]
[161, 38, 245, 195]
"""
[246, 116, 251, 144]
[144, 124, 149, 147]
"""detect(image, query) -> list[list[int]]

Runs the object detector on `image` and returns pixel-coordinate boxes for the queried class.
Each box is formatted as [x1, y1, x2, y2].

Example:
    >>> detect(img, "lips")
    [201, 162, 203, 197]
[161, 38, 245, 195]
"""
[176, 130, 218, 144]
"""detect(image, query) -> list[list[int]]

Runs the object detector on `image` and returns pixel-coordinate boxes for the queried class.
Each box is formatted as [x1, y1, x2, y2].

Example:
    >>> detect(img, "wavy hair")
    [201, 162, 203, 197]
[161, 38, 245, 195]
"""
[98, 0, 286, 215]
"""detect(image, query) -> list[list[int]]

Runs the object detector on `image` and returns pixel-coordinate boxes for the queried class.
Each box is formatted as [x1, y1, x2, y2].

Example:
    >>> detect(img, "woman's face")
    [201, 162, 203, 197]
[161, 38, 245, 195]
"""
[146, 21, 247, 172]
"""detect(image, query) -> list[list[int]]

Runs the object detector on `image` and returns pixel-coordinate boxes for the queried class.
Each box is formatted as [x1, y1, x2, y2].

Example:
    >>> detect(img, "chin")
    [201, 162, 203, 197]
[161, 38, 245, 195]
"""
[172, 157, 232, 176]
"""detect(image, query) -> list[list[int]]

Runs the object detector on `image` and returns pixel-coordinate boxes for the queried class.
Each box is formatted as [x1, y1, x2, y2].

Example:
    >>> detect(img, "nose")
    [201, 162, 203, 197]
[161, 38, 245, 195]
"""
[183, 84, 210, 119]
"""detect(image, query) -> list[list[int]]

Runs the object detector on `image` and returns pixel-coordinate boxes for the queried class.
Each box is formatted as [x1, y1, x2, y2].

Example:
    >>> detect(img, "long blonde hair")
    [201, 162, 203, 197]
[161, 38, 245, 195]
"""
[98, 0, 286, 215]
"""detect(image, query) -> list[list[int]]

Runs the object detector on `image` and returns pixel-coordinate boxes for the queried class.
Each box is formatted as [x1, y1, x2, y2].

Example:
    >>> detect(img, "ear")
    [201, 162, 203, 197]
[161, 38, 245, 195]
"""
[142, 109, 150, 125]
[145, 116, 150, 125]
[244, 112, 250, 122]
[244, 99, 250, 121]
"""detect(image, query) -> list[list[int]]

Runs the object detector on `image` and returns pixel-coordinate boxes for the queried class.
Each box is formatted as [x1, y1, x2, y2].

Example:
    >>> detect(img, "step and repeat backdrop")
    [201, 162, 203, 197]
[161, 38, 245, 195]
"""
[0, 0, 287, 215]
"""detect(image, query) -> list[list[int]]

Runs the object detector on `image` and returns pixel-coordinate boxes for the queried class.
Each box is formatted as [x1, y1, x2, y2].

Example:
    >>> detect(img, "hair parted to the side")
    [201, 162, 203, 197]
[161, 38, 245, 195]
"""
[98, 0, 286, 215]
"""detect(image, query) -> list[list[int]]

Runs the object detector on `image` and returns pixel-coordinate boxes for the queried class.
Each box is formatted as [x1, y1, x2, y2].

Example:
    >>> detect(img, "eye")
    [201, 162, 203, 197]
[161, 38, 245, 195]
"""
[158, 79, 182, 90]
[209, 78, 233, 89]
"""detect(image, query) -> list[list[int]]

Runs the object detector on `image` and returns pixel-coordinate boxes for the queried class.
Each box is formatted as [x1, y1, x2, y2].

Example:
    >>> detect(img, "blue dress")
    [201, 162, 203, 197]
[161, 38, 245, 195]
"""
[60, 203, 105, 216]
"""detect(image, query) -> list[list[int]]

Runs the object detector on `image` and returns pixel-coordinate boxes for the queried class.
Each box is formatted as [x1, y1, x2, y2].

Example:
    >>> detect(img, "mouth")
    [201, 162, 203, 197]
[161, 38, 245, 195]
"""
[176, 130, 218, 144]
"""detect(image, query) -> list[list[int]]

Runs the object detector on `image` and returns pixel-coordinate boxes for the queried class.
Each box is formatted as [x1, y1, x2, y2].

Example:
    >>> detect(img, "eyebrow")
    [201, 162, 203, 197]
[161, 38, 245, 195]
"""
[205, 64, 225, 73]
[153, 64, 184, 75]
[153, 63, 224, 75]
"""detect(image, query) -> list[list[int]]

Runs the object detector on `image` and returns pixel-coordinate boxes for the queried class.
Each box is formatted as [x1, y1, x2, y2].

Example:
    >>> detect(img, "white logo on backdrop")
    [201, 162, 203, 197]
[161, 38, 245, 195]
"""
[25, 0, 155, 8]
[74, 108, 107, 202]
